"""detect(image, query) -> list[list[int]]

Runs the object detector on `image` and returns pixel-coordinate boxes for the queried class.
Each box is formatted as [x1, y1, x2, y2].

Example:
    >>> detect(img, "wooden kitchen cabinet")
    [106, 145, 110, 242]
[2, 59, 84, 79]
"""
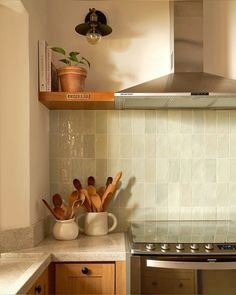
[26, 268, 49, 295]
[26, 264, 54, 295]
[55, 262, 115, 294]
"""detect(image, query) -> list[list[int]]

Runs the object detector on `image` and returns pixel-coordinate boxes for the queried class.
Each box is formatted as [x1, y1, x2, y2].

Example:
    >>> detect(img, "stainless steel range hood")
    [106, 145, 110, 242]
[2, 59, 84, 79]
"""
[115, 0, 236, 110]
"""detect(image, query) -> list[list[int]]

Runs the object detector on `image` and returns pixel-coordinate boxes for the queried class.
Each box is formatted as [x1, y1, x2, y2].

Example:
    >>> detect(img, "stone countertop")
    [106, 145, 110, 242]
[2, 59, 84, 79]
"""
[0, 233, 127, 294]
[0, 253, 51, 295]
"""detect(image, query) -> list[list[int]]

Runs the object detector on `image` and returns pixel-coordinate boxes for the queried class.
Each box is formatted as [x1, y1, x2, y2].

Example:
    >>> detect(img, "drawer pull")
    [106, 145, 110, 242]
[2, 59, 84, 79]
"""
[179, 282, 183, 288]
[35, 285, 42, 294]
[81, 267, 89, 275]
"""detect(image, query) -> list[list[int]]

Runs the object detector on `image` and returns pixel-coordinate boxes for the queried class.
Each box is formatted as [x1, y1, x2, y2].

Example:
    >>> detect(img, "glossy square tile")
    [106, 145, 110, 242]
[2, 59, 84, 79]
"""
[50, 109, 236, 224]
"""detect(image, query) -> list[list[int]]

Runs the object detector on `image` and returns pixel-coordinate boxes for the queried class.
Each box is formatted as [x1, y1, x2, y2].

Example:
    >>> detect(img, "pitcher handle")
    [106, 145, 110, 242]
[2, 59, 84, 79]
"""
[108, 213, 117, 233]
[77, 213, 86, 232]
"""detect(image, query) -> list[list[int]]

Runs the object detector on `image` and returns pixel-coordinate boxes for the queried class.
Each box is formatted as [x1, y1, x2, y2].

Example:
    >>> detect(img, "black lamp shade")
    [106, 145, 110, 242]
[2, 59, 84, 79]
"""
[75, 9, 112, 37]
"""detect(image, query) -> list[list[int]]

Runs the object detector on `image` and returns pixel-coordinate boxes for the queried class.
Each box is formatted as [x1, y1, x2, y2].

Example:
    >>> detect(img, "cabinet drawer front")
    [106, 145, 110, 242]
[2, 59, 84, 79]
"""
[56, 263, 115, 294]
[141, 269, 195, 294]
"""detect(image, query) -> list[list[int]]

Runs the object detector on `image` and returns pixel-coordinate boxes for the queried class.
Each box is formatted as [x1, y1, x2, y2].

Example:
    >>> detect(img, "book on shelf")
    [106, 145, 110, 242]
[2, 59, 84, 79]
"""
[46, 46, 59, 92]
[38, 40, 59, 92]
[38, 40, 47, 91]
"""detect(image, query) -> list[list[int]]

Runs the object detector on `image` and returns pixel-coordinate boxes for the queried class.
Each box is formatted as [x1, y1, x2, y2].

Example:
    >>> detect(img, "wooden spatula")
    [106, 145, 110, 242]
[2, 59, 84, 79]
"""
[101, 171, 123, 211]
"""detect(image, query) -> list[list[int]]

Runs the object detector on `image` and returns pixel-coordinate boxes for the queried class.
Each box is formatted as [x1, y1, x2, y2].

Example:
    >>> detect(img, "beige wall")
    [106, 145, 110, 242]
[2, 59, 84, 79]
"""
[204, 0, 236, 79]
[47, 0, 171, 91]
[0, 0, 49, 230]
[0, 1, 30, 230]
[22, 0, 50, 226]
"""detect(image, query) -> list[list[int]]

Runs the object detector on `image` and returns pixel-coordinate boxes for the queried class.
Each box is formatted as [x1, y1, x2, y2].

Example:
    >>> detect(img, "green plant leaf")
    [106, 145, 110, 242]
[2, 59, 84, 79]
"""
[51, 47, 66, 55]
[69, 56, 79, 63]
[81, 57, 90, 68]
[69, 51, 80, 57]
[59, 58, 70, 65]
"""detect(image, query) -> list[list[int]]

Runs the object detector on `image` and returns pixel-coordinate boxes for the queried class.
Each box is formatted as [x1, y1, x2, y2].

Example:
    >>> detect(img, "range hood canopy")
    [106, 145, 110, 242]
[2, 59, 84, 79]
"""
[115, 0, 236, 110]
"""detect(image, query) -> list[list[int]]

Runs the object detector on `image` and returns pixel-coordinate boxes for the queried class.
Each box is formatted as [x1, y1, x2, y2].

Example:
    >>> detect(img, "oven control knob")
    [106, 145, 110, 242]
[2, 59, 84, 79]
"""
[146, 243, 156, 251]
[191, 243, 199, 250]
[161, 243, 169, 250]
[176, 243, 184, 251]
[205, 243, 214, 251]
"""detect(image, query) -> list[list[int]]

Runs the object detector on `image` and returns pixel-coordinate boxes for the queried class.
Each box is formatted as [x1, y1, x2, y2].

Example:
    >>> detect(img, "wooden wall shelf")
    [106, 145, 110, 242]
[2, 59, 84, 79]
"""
[39, 92, 115, 110]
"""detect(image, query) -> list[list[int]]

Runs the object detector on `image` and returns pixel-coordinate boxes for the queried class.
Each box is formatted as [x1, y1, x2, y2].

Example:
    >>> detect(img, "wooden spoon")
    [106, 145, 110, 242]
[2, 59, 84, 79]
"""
[42, 199, 61, 220]
[73, 178, 82, 191]
[87, 176, 95, 186]
[87, 185, 96, 197]
[54, 207, 66, 220]
[68, 190, 79, 206]
[52, 193, 62, 208]
[97, 186, 106, 198]
[87, 176, 96, 198]
[90, 193, 102, 212]
[80, 189, 92, 212]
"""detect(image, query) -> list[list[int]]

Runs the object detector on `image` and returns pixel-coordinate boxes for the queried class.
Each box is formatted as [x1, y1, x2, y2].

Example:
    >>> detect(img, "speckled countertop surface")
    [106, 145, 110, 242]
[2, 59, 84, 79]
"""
[0, 233, 127, 294]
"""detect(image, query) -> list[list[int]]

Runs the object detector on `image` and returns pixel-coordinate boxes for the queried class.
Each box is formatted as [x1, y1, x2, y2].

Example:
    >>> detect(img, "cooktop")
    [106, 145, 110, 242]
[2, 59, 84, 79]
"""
[130, 220, 236, 255]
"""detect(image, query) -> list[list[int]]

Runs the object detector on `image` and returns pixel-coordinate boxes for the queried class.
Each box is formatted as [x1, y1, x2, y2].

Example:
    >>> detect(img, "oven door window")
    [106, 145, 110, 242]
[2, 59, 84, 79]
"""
[131, 256, 236, 295]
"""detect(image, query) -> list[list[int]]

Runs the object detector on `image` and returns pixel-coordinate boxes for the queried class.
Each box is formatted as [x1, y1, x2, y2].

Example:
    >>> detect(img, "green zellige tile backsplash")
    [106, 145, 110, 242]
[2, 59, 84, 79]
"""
[50, 110, 236, 231]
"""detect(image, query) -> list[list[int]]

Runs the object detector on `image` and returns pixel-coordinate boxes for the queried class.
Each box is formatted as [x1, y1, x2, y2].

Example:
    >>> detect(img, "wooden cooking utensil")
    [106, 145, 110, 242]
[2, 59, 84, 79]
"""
[100, 171, 123, 211]
[90, 193, 102, 212]
[102, 192, 113, 211]
[112, 171, 122, 187]
[68, 190, 79, 206]
[52, 193, 62, 208]
[54, 206, 66, 220]
[97, 186, 106, 198]
[80, 189, 92, 211]
[73, 178, 82, 191]
[79, 192, 91, 212]
[87, 185, 96, 196]
[87, 176, 95, 186]
[100, 184, 114, 211]
[69, 198, 85, 219]
[42, 199, 61, 220]
[106, 176, 113, 187]
[97, 176, 113, 198]
[87, 176, 96, 197]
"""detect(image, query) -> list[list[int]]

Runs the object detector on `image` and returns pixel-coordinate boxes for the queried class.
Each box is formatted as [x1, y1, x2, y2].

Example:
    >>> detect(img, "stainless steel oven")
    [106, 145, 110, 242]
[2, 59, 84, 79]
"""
[129, 221, 236, 295]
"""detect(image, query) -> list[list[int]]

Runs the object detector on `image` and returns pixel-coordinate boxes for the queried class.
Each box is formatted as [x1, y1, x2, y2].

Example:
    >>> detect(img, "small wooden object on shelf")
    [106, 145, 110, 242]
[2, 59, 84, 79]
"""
[39, 91, 115, 110]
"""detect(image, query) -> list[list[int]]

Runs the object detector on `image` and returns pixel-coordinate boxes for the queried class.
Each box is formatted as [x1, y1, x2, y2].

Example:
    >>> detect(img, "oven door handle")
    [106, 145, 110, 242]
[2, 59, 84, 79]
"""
[146, 259, 236, 270]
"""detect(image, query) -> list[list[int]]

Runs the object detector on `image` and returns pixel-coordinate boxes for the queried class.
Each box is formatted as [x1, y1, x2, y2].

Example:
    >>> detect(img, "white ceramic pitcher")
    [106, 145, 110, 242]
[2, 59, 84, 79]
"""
[78, 212, 117, 236]
[53, 218, 79, 240]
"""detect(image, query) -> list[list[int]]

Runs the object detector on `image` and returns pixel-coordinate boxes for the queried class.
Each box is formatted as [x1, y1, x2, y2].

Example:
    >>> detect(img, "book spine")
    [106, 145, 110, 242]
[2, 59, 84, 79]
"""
[38, 40, 47, 91]
[46, 46, 52, 91]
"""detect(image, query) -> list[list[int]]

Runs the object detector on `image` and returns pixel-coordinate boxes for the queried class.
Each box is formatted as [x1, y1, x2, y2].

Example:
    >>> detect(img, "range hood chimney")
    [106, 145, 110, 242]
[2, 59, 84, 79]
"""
[115, 0, 236, 109]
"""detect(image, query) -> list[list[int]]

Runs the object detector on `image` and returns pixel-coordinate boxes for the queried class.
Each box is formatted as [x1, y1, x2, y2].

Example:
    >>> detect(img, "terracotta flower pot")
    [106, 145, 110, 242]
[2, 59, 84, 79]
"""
[57, 66, 87, 92]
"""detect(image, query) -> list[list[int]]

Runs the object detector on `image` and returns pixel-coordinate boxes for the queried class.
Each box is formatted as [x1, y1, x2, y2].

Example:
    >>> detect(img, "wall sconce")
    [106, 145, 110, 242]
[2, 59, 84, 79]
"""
[75, 8, 112, 45]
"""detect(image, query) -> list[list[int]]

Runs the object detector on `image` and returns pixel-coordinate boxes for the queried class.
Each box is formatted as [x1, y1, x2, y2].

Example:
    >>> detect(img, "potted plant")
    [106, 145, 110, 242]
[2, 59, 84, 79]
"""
[51, 47, 90, 92]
